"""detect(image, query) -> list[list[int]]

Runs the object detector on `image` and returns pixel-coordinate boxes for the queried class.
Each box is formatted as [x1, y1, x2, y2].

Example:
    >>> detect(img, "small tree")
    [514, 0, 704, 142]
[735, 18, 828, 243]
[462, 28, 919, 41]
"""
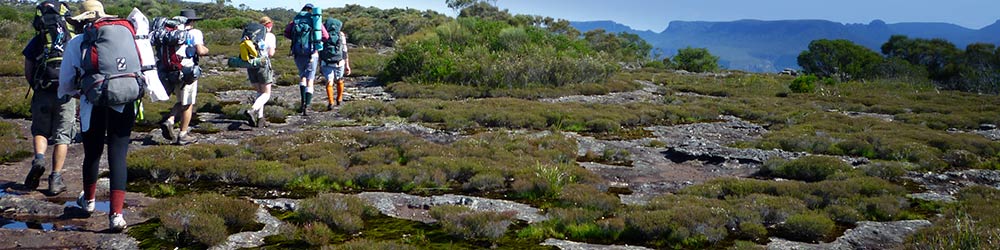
[798, 39, 882, 81]
[671, 47, 719, 73]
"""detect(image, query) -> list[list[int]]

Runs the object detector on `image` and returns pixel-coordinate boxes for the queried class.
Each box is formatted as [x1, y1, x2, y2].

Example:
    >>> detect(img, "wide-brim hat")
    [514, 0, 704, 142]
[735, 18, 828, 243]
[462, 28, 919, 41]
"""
[70, 0, 116, 22]
[179, 9, 203, 21]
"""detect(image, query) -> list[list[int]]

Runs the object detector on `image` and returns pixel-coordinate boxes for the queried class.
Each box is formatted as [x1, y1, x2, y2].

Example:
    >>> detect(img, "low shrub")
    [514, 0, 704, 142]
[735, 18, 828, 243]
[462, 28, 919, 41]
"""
[297, 193, 375, 233]
[760, 156, 853, 182]
[776, 212, 835, 242]
[462, 171, 506, 192]
[300, 222, 334, 246]
[145, 193, 259, 246]
[0, 120, 30, 164]
[429, 205, 515, 241]
[905, 186, 1000, 249]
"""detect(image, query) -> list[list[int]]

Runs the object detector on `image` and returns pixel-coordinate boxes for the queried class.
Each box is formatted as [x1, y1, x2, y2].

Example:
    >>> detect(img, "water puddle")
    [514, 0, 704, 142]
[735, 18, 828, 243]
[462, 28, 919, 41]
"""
[63, 200, 112, 213]
[0, 218, 82, 232]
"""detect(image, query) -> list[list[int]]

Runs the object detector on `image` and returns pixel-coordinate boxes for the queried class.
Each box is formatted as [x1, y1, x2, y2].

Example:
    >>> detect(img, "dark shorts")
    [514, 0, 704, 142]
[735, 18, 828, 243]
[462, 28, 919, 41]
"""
[30, 90, 77, 145]
[248, 64, 274, 84]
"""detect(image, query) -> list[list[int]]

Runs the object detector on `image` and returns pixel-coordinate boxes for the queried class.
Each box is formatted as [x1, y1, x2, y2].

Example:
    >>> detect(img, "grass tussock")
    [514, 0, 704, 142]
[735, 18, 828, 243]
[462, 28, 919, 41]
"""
[297, 193, 377, 234]
[0, 120, 30, 164]
[386, 80, 640, 100]
[429, 205, 516, 242]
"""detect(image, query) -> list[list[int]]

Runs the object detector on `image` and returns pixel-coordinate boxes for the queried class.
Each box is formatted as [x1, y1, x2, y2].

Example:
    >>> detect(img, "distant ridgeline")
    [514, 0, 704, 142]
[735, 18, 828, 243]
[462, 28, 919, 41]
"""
[572, 19, 1000, 72]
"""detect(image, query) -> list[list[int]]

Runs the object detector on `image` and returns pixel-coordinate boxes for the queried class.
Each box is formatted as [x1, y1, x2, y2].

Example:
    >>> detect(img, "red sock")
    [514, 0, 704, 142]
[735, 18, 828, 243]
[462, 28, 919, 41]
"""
[84, 184, 97, 200]
[110, 190, 126, 215]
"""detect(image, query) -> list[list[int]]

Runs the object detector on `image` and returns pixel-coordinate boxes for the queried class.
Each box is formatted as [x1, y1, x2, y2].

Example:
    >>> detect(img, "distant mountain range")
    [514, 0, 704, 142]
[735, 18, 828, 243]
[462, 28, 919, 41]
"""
[571, 19, 1000, 72]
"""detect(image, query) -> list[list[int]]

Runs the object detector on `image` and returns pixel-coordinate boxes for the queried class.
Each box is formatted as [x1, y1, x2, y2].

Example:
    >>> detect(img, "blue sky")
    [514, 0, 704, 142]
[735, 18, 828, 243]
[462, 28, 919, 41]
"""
[213, 0, 1000, 31]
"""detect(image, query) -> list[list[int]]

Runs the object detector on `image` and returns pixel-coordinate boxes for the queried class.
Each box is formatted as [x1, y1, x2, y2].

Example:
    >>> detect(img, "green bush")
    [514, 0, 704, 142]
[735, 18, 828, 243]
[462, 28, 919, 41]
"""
[297, 193, 375, 233]
[789, 75, 818, 93]
[760, 156, 853, 182]
[777, 212, 835, 242]
[671, 47, 719, 73]
[0, 120, 30, 164]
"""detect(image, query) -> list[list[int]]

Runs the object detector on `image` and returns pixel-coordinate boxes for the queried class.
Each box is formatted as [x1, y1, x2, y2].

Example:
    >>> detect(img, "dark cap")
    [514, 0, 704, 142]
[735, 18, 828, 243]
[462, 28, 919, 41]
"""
[302, 3, 314, 11]
[179, 9, 202, 21]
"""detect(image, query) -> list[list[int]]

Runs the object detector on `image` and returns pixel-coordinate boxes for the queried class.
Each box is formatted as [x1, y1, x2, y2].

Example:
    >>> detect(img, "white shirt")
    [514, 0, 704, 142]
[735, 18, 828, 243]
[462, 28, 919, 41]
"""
[264, 33, 276, 55]
[181, 28, 205, 67]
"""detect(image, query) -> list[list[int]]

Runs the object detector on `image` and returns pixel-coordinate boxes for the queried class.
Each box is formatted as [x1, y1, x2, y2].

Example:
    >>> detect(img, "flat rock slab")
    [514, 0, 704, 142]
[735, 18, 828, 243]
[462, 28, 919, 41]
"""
[358, 192, 547, 223]
[541, 239, 653, 250]
[904, 169, 1000, 195]
[0, 229, 139, 249]
[767, 220, 931, 250]
[539, 80, 664, 105]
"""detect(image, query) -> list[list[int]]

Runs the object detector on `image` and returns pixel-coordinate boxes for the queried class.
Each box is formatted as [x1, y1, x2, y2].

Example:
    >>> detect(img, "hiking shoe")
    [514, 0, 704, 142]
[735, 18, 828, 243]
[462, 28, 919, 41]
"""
[301, 104, 309, 116]
[109, 213, 127, 232]
[23, 158, 46, 190]
[47, 172, 66, 195]
[327, 103, 334, 111]
[159, 120, 175, 141]
[77, 191, 95, 213]
[175, 134, 197, 145]
[257, 117, 268, 128]
[245, 109, 258, 127]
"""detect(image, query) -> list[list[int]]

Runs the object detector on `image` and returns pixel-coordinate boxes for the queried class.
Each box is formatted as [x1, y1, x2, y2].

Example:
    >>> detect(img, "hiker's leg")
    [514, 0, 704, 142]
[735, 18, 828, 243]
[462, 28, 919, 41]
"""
[322, 65, 335, 106]
[81, 106, 110, 201]
[106, 104, 135, 215]
[303, 53, 319, 109]
[252, 83, 271, 118]
[29, 91, 53, 158]
[334, 64, 345, 104]
[177, 82, 198, 135]
[50, 95, 76, 173]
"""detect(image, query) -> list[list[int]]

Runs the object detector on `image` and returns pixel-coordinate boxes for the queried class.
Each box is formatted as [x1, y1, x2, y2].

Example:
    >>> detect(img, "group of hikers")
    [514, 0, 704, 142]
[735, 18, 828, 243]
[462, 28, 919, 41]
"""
[18, 0, 351, 232]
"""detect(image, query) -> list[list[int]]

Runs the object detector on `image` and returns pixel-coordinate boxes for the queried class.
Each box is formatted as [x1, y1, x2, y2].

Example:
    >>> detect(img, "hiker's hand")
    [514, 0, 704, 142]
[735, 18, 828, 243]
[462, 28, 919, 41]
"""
[345, 67, 351, 76]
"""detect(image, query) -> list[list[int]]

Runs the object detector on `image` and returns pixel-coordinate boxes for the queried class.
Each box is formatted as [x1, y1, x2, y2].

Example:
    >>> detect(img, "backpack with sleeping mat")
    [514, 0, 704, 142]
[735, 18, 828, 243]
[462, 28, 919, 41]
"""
[30, 0, 73, 91]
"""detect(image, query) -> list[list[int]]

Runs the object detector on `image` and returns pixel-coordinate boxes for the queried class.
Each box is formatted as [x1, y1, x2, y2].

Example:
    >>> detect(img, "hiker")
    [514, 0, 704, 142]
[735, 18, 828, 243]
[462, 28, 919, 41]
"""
[158, 9, 208, 145]
[243, 16, 277, 127]
[21, 0, 76, 195]
[320, 18, 351, 110]
[58, 0, 151, 231]
[284, 3, 327, 116]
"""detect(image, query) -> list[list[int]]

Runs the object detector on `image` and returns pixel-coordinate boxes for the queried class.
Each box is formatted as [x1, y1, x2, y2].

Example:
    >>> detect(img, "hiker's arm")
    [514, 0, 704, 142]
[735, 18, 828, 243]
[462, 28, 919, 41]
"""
[196, 44, 209, 56]
[24, 59, 34, 84]
[344, 51, 351, 76]
[57, 37, 81, 98]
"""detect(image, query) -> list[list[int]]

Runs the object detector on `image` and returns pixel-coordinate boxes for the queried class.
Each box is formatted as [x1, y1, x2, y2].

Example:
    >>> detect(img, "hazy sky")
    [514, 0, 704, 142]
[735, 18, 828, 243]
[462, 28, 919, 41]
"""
[214, 0, 1000, 31]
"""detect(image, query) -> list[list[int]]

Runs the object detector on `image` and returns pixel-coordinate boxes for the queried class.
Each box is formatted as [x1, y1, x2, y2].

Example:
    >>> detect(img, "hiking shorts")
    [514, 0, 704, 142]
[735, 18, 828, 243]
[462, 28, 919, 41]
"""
[30, 90, 76, 145]
[247, 64, 274, 84]
[175, 81, 198, 106]
[294, 53, 319, 81]
[321, 62, 344, 82]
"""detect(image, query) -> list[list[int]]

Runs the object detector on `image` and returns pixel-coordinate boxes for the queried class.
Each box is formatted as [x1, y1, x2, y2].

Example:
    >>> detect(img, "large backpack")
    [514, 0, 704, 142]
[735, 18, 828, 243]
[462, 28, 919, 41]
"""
[319, 18, 343, 64]
[150, 16, 189, 72]
[79, 18, 146, 106]
[30, 0, 73, 91]
[239, 22, 268, 65]
[288, 10, 323, 56]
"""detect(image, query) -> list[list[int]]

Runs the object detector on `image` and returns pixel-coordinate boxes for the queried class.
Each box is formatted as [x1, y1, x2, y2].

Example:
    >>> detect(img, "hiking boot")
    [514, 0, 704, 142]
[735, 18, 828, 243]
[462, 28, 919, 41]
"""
[77, 191, 95, 213]
[159, 120, 175, 141]
[109, 213, 127, 232]
[257, 117, 268, 128]
[23, 158, 46, 190]
[327, 103, 334, 111]
[175, 134, 197, 145]
[47, 172, 66, 195]
[245, 109, 258, 127]
[301, 104, 309, 116]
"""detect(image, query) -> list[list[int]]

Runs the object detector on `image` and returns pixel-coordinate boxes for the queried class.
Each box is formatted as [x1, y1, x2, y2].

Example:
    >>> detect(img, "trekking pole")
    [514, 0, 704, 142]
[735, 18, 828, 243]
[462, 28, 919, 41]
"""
[25, 88, 32, 99]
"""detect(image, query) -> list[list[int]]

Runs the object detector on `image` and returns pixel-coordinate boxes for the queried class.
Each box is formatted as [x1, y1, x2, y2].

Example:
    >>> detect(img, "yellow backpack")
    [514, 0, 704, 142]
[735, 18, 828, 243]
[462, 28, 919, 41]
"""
[239, 39, 259, 62]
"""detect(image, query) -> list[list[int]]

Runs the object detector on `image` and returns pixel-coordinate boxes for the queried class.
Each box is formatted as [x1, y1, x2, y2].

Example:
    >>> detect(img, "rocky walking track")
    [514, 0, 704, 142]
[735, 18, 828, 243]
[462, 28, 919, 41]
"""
[2, 77, 1000, 249]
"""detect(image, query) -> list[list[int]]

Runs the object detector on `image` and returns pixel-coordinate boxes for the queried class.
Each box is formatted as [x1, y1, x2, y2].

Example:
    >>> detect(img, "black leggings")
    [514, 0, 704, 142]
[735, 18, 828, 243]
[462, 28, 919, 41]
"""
[82, 104, 135, 192]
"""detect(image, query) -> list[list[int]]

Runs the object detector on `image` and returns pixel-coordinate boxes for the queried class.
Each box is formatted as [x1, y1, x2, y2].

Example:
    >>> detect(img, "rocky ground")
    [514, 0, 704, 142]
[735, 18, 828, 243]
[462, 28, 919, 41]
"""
[1, 76, 998, 249]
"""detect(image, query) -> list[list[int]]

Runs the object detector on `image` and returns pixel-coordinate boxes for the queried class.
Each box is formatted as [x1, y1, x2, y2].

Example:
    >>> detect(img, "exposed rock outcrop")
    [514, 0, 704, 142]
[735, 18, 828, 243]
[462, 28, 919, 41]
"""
[767, 220, 931, 250]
